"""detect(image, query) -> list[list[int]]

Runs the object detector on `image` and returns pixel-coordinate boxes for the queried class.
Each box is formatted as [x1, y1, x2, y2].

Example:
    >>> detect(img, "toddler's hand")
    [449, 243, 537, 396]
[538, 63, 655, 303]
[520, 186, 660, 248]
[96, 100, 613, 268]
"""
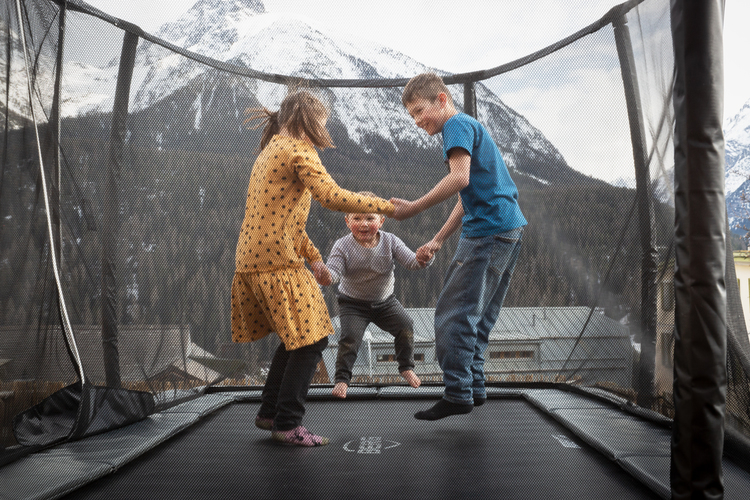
[416, 243, 437, 266]
[311, 261, 332, 286]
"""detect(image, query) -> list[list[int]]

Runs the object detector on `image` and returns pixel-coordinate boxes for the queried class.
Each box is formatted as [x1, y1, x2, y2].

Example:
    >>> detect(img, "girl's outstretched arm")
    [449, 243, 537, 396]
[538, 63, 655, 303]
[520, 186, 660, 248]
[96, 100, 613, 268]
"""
[293, 143, 394, 216]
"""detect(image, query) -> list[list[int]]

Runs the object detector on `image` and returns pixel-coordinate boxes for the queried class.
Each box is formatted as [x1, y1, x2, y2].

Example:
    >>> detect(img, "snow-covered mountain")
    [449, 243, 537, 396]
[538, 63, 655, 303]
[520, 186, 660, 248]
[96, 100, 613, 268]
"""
[724, 99, 750, 236]
[0, 18, 51, 129]
[55, 0, 576, 184]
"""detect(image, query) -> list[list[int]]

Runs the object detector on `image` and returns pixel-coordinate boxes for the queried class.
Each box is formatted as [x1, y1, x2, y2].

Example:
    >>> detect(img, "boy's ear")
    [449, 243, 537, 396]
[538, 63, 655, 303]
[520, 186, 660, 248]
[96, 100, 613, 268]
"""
[437, 92, 449, 107]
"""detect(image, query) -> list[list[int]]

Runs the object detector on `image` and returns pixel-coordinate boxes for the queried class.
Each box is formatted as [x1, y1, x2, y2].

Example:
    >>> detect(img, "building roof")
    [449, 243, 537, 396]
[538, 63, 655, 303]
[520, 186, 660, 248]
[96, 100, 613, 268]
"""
[323, 306, 633, 385]
[328, 306, 628, 346]
[0, 325, 243, 384]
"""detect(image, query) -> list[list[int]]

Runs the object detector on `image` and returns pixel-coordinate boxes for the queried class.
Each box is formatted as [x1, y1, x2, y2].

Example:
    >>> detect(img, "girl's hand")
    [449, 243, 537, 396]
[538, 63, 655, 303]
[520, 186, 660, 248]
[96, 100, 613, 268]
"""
[389, 198, 418, 221]
[311, 261, 332, 286]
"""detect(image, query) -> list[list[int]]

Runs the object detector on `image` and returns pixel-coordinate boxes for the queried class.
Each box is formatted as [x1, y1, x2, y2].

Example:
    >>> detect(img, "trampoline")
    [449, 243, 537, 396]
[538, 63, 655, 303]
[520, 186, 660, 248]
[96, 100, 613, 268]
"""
[2, 387, 748, 500]
[3, 1, 750, 499]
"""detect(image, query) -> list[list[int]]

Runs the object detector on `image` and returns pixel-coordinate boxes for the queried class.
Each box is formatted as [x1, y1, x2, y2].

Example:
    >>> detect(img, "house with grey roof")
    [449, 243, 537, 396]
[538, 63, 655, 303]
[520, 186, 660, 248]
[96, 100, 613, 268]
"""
[322, 306, 634, 388]
[0, 325, 245, 387]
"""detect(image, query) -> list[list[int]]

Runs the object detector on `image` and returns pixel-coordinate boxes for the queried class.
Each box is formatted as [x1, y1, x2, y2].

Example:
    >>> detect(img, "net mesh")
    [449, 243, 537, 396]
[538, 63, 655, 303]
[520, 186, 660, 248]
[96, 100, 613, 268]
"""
[1, 0, 748, 460]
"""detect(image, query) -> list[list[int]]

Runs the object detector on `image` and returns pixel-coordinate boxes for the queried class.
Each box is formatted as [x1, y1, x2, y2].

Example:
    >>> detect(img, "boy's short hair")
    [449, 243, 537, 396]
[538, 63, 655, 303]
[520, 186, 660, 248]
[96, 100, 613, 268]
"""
[402, 72, 453, 107]
[345, 191, 385, 219]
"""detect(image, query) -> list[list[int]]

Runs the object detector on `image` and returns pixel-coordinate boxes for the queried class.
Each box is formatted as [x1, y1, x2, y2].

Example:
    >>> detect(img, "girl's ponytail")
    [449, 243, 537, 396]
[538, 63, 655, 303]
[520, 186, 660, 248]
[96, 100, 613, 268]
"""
[245, 91, 334, 151]
[243, 107, 280, 151]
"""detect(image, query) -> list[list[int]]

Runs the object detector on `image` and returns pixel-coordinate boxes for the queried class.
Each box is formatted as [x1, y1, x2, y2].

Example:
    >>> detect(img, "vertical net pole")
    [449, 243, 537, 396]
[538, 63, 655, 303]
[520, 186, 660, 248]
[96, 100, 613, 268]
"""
[463, 81, 477, 118]
[613, 13, 658, 409]
[49, 2, 64, 268]
[670, 0, 727, 497]
[101, 31, 139, 389]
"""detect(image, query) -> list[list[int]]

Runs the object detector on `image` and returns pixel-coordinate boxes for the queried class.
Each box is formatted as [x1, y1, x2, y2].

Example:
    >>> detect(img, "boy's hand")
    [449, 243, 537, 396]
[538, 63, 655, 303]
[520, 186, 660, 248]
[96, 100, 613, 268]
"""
[417, 240, 441, 266]
[310, 261, 332, 286]
[390, 198, 418, 221]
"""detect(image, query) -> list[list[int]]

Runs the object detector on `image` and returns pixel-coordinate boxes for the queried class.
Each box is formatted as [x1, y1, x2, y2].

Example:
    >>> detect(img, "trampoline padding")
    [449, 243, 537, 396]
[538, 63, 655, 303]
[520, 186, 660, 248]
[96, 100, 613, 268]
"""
[523, 388, 612, 412]
[723, 460, 750, 499]
[1, 451, 112, 500]
[619, 455, 671, 500]
[61, 399, 661, 500]
[619, 447, 750, 500]
[159, 393, 237, 416]
[552, 408, 672, 460]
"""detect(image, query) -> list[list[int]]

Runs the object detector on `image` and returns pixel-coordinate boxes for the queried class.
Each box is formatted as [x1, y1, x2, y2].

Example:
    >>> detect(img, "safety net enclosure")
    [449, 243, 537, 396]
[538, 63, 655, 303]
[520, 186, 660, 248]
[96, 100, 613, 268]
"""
[1, 0, 749, 497]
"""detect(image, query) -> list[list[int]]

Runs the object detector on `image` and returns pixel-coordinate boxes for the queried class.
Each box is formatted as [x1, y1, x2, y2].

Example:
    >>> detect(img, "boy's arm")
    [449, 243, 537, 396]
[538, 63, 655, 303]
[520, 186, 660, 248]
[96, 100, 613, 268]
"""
[416, 199, 464, 265]
[390, 148, 470, 221]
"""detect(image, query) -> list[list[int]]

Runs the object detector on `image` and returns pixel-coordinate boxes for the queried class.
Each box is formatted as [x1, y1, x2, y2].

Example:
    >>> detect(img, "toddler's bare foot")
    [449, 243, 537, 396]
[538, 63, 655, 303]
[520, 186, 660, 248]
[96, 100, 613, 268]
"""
[401, 369, 421, 388]
[332, 382, 348, 398]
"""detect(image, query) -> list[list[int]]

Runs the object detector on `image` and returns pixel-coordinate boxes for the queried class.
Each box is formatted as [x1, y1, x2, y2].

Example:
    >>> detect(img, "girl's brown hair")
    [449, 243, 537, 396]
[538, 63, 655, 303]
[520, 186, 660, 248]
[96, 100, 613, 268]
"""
[244, 90, 335, 150]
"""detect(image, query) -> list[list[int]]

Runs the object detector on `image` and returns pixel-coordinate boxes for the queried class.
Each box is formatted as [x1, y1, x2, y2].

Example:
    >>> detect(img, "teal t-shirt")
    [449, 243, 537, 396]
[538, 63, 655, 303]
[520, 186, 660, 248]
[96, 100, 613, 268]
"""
[442, 113, 527, 237]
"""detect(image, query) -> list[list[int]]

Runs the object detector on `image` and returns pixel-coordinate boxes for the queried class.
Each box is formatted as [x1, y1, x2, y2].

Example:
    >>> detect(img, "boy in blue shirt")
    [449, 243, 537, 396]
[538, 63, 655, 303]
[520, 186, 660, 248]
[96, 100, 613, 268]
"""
[391, 73, 527, 420]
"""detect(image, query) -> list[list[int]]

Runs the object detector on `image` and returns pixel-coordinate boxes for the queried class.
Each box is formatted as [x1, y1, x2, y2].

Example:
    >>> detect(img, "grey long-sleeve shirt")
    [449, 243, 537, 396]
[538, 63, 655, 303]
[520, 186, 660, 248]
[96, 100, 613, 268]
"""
[326, 231, 431, 302]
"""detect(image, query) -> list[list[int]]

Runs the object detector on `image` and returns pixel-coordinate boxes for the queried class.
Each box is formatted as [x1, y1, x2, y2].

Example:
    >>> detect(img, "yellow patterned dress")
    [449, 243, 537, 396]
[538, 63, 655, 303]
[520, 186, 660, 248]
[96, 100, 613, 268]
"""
[231, 135, 394, 350]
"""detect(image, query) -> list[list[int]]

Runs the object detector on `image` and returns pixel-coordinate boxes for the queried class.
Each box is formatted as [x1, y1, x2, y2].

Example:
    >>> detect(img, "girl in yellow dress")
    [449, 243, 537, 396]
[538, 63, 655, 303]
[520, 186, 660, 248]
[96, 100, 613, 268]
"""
[232, 90, 394, 446]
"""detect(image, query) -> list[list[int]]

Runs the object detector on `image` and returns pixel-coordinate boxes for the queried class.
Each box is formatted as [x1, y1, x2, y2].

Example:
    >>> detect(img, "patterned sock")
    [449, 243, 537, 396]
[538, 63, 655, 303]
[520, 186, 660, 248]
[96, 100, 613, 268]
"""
[272, 426, 329, 446]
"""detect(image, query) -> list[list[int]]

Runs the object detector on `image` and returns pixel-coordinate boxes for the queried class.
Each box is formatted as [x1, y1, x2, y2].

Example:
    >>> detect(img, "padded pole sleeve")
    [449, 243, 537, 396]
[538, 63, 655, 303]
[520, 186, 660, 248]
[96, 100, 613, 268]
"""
[670, 0, 727, 498]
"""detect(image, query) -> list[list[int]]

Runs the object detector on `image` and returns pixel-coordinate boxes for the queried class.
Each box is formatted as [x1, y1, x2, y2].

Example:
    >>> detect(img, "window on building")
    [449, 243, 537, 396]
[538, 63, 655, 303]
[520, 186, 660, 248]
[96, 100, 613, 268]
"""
[489, 350, 534, 359]
[377, 353, 425, 362]
[377, 354, 396, 362]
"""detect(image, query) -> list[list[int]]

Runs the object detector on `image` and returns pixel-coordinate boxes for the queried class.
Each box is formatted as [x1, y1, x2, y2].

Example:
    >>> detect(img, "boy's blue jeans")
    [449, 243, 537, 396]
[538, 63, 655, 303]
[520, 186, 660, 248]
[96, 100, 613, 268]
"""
[434, 227, 523, 405]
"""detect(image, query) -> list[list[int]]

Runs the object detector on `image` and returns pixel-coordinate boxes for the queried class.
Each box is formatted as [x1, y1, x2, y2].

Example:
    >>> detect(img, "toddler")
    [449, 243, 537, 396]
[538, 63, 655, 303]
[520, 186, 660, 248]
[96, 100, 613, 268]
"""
[325, 194, 431, 398]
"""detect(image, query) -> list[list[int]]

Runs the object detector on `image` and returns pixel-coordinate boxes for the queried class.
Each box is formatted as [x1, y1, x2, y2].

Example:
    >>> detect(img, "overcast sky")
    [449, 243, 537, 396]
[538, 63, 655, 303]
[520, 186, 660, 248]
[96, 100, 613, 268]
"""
[76, 0, 748, 183]
[83, 0, 750, 117]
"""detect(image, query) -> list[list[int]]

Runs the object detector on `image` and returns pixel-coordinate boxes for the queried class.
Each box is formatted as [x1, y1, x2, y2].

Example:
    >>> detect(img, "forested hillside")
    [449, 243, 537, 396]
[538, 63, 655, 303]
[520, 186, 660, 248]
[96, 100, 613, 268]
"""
[1, 117, 674, 369]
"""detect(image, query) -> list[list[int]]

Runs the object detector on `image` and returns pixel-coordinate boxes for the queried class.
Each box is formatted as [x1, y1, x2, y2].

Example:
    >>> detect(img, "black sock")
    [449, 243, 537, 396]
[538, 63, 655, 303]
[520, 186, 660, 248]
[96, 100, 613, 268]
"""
[414, 399, 473, 420]
[474, 396, 486, 407]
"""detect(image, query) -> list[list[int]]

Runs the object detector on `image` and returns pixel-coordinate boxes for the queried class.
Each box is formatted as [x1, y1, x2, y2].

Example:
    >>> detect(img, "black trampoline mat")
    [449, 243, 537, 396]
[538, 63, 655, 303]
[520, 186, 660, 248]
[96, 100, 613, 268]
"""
[62, 399, 662, 500]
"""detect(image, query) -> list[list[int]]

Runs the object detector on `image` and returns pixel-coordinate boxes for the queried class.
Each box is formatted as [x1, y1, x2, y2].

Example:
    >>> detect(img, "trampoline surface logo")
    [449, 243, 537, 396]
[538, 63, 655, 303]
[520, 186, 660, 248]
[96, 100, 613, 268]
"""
[343, 437, 401, 454]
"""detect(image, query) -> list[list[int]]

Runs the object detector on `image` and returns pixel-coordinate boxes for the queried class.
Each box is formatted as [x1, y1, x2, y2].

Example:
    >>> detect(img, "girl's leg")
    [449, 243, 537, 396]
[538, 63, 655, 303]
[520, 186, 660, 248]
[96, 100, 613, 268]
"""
[273, 336, 329, 431]
[257, 341, 289, 421]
